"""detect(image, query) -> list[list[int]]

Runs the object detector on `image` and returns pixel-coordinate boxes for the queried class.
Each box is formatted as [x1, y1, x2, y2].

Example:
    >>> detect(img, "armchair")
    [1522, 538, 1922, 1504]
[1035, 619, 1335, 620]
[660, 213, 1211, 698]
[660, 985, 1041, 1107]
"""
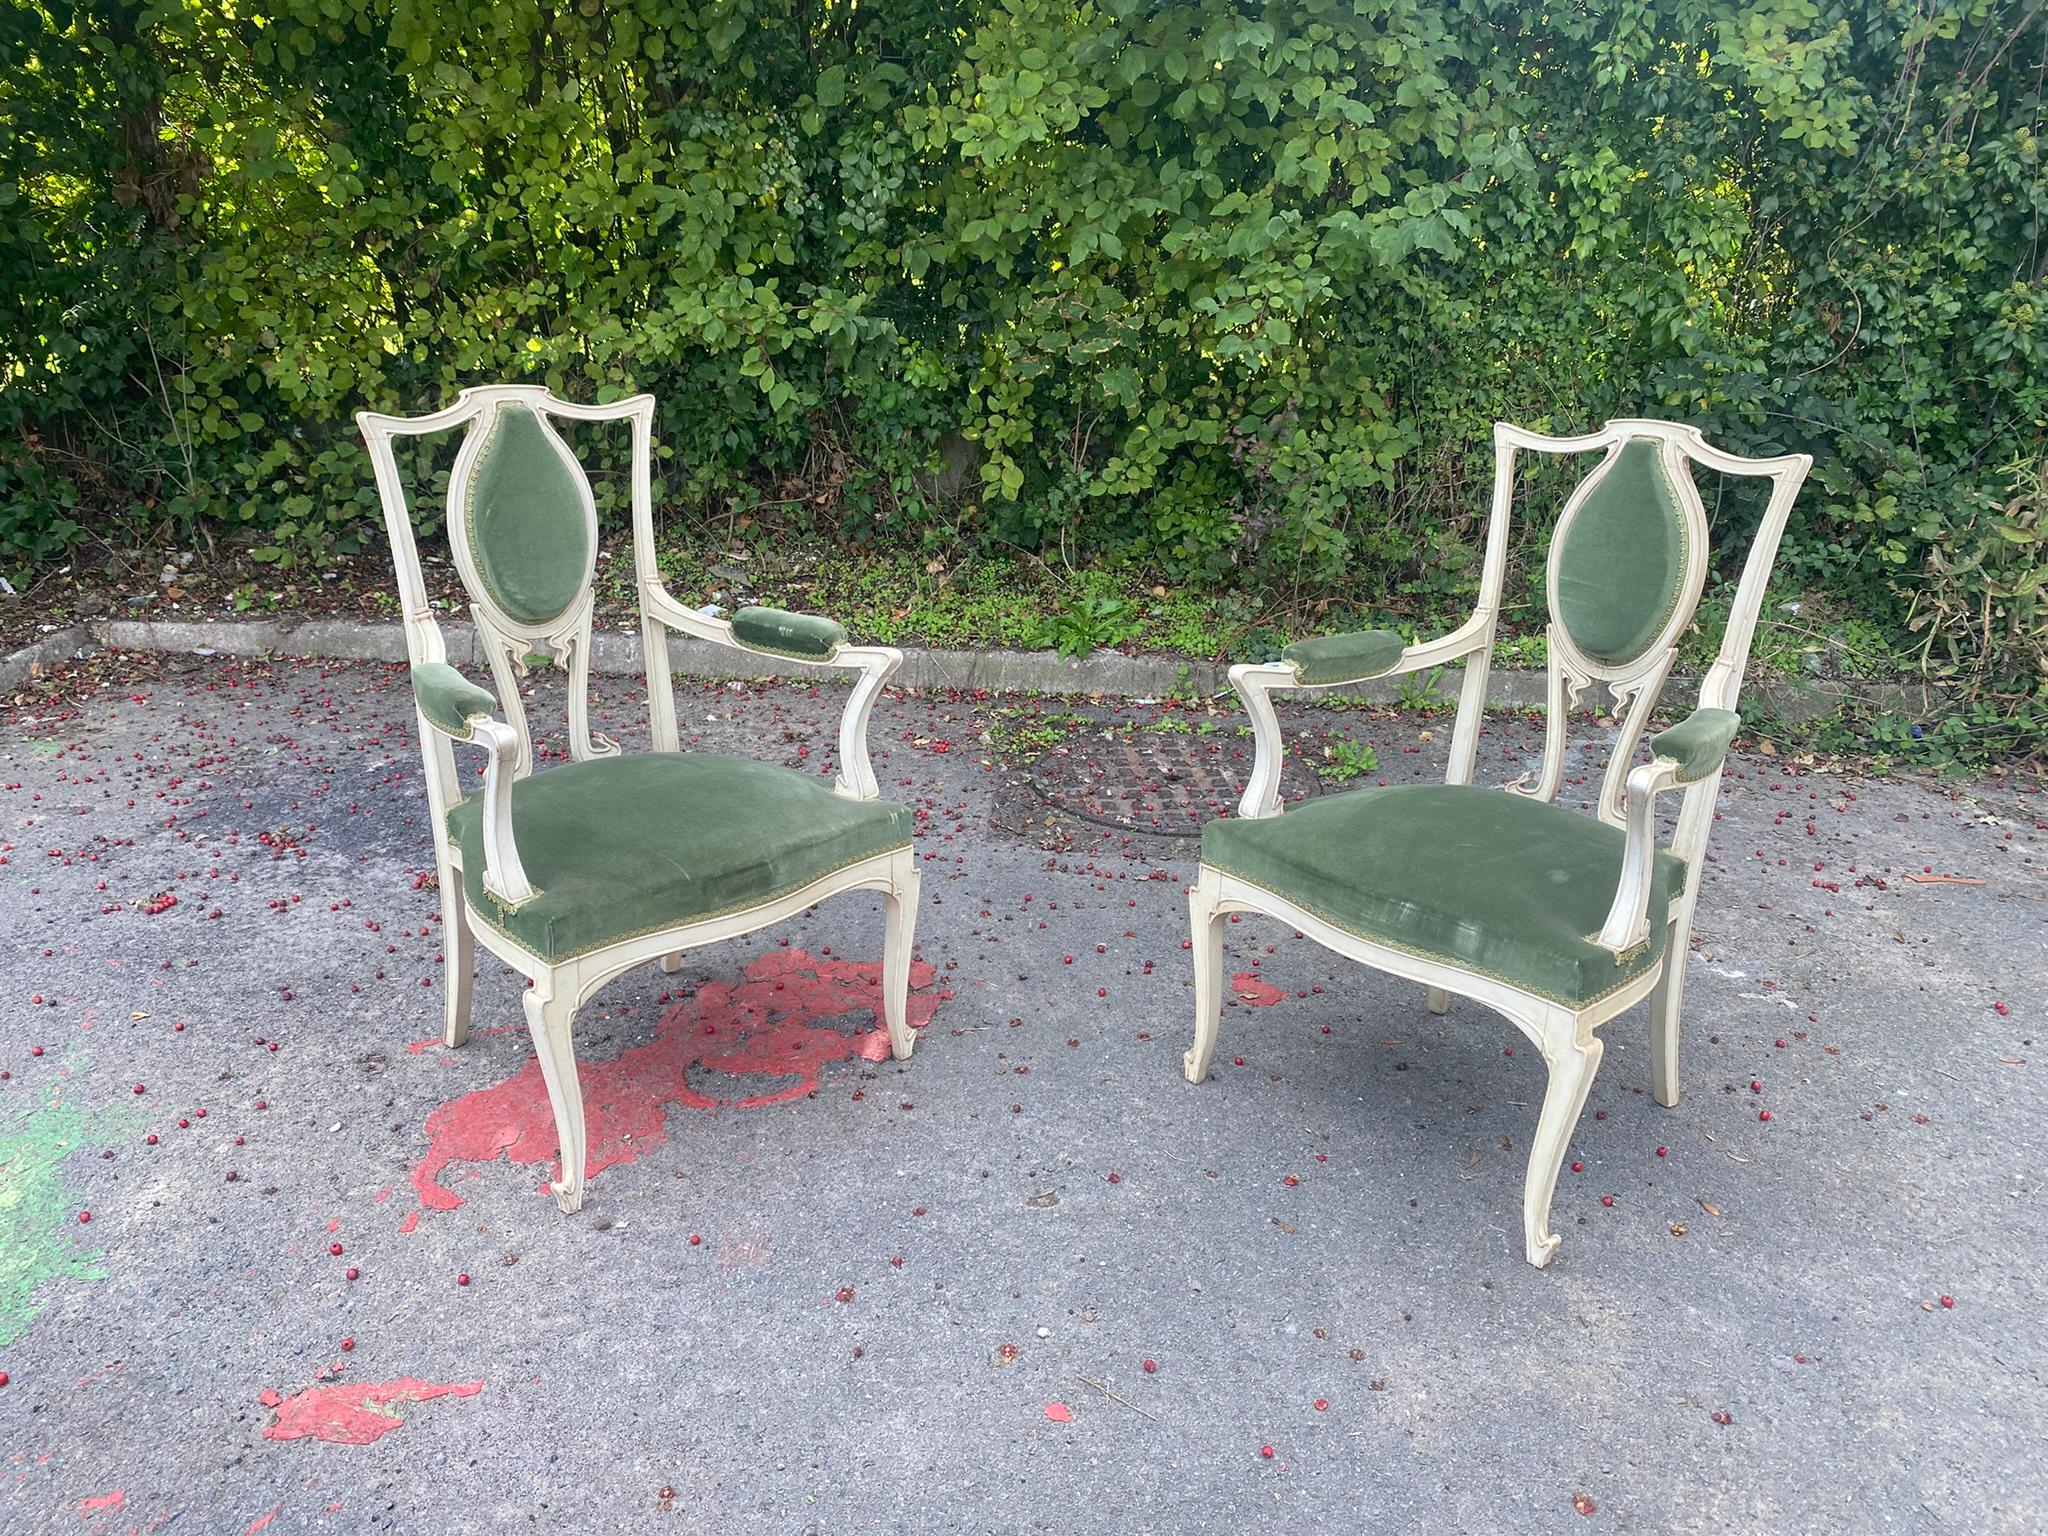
[358, 386, 921, 1214]
[1185, 420, 1809, 1267]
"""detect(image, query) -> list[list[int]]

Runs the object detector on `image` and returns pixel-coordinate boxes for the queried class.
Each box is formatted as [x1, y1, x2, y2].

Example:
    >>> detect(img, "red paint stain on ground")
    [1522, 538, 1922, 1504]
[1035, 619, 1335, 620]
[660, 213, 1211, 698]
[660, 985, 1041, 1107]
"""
[260, 1379, 482, 1445]
[410, 949, 947, 1213]
[247, 1503, 283, 1533]
[1231, 972, 1287, 1006]
[77, 1490, 124, 1515]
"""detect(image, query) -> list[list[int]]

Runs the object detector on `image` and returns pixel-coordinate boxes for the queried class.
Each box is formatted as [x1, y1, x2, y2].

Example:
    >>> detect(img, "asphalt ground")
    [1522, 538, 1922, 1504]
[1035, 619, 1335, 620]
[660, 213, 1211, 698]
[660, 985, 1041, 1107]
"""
[0, 652, 2042, 1534]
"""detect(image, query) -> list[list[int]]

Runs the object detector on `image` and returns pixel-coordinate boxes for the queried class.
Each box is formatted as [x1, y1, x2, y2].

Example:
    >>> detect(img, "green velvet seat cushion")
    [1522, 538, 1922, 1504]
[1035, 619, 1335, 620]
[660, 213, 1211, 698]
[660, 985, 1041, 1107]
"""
[731, 606, 846, 660]
[464, 402, 592, 625]
[1554, 438, 1690, 665]
[1282, 629, 1406, 686]
[1651, 708, 1740, 782]
[412, 662, 498, 739]
[446, 753, 912, 961]
[1203, 784, 1689, 1005]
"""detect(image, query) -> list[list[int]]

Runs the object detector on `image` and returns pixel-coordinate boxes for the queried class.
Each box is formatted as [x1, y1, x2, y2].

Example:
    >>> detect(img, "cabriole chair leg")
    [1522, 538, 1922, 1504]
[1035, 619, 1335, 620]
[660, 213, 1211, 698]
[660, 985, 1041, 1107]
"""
[880, 853, 921, 1060]
[442, 878, 474, 1050]
[1183, 876, 1226, 1084]
[1523, 1020, 1604, 1268]
[523, 985, 587, 1214]
[1648, 911, 1690, 1109]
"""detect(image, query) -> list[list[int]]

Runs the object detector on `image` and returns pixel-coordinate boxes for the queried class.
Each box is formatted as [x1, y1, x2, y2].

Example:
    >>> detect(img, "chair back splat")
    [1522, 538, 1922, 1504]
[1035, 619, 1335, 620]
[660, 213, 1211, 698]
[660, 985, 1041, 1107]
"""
[1473, 421, 1809, 856]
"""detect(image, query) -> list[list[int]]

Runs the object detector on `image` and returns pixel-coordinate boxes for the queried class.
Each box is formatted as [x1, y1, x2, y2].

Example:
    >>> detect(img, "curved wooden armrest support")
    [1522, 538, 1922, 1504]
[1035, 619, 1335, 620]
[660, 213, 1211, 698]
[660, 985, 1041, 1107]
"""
[638, 576, 899, 801]
[415, 707, 538, 910]
[1230, 616, 1492, 820]
[1592, 757, 1688, 957]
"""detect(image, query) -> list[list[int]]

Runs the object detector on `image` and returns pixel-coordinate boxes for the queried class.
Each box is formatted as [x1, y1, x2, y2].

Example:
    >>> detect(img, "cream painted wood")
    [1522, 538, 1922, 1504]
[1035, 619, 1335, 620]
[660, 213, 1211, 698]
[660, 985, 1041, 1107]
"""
[1188, 418, 1809, 1267]
[357, 385, 922, 1214]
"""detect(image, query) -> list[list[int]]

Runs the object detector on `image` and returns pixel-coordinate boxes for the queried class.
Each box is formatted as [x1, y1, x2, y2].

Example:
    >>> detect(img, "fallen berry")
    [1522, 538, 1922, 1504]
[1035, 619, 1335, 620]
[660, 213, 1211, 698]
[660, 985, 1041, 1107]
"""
[457, 1273, 470, 1286]
[1259, 1445, 1275, 1459]
[1142, 1359, 1157, 1374]
[1940, 1294, 1954, 1308]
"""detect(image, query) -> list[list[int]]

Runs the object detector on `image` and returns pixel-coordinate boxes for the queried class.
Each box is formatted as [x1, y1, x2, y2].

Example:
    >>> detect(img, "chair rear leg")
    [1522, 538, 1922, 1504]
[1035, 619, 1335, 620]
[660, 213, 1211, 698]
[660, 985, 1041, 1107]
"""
[1522, 1015, 1603, 1268]
[441, 872, 474, 1049]
[523, 984, 587, 1214]
[1649, 909, 1690, 1108]
[1425, 986, 1449, 1015]
[880, 853, 921, 1061]
[1183, 870, 1226, 1084]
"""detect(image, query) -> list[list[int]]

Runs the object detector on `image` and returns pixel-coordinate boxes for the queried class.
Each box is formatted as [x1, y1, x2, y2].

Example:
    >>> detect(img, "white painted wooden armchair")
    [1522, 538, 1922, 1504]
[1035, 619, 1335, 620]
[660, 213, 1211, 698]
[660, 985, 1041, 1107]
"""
[1185, 420, 1809, 1266]
[357, 385, 921, 1213]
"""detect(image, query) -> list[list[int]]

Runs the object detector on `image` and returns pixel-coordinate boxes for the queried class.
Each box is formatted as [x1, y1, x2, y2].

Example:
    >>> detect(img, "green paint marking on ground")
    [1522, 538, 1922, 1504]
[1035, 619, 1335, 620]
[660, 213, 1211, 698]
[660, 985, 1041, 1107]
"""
[0, 1093, 106, 1348]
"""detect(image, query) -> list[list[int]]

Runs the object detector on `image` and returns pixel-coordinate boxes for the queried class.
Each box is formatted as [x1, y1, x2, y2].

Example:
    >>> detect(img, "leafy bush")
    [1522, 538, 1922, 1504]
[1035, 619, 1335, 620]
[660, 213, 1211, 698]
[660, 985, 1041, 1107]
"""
[5, 0, 2044, 711]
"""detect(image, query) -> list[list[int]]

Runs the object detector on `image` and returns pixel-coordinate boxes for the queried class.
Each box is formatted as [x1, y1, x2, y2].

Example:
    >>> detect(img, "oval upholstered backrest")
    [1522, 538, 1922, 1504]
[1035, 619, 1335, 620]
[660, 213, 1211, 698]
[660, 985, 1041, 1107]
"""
[1549, 437, 1693, 669]
[459, 401, 593, 627]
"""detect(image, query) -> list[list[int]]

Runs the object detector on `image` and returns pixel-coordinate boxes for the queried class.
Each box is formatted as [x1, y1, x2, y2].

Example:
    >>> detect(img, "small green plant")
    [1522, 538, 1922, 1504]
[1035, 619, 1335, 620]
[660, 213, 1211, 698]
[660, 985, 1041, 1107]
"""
[1033, 593, 1139, 659]
[1316, 735, 1380, 782]
[1395, 668, 1450, 712]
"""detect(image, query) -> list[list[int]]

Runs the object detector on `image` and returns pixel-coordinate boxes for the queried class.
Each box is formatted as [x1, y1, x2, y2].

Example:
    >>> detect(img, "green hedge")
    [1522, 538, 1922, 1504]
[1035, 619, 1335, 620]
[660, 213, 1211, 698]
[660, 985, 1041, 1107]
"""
[5, 0, 2044, 695]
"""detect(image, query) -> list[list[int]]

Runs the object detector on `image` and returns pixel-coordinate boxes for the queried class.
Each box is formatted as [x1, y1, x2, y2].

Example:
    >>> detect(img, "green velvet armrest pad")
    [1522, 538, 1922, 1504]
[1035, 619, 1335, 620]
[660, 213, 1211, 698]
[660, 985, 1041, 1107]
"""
[731, 606, 847, 660]
[412, 662, 499, 739]
[1651, 708, 1740, 782]
[1281, 629, 1407, 686]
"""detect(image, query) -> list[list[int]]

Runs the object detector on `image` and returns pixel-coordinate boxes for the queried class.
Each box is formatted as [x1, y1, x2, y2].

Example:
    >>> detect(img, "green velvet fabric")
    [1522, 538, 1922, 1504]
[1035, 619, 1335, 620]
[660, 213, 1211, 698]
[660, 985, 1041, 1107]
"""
[1282, 629, 1406, 686]
[1554, 438, 1690, 665]
[411, 662, 498, 739]
[1651, 707, 1740, 782]
[1203, 784, 1689, 1004]
[464, 403, 591, 625]
[446, 753, 911, 961]
[731, 606, 846, 660]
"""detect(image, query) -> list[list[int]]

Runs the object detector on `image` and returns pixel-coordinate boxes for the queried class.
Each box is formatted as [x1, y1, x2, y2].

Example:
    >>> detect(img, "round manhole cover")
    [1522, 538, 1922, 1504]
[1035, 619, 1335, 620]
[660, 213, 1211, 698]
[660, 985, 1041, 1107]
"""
[992, 713, 1320, 839]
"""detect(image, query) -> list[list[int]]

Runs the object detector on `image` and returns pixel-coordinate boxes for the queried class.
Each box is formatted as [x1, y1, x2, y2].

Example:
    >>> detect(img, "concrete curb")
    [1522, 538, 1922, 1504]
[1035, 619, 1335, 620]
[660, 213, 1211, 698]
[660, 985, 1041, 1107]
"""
[2, 615, 1946, 724]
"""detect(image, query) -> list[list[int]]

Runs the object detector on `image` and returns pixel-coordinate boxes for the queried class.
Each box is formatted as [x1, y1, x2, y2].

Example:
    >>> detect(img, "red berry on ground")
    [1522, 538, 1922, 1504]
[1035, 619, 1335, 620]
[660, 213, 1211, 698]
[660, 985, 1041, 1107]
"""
[1759, 1110, 1771, 1121]
[1314, 1398, 1329, 1411]
[345, 1267, 359, 1281]
[1260, 1445, 1275, 1459]
[1142, 1359, 1157, 1374]
[77, 1211, 90, 1224]
[1940, 1294, 1954, 1308]
[1601, 1195, 1615, 1207]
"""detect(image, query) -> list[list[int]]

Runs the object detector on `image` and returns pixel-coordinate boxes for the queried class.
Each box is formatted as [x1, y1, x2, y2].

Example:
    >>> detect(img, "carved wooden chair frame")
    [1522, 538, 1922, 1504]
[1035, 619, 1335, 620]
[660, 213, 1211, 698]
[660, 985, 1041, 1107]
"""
[357, 385, 919, 1213]
[1186, 419, 1810, 1266]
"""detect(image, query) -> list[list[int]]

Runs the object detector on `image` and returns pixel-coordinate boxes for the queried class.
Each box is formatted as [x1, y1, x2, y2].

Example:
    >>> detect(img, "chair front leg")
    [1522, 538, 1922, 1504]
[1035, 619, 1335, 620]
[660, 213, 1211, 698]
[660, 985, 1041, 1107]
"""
[1183, 868, 1226, 1084]
[1648, 898, 1696, 1108]
[523, 982, 587, 1214]
[1522, 1010, 1604, 1268]
[880, 851, 921, 1060]
[441, 865, 475, 1050]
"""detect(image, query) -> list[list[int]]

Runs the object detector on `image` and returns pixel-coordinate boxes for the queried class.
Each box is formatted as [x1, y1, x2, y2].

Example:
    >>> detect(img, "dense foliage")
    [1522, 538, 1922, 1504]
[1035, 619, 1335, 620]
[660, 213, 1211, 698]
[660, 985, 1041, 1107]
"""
[5, 0, 2045, 697]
